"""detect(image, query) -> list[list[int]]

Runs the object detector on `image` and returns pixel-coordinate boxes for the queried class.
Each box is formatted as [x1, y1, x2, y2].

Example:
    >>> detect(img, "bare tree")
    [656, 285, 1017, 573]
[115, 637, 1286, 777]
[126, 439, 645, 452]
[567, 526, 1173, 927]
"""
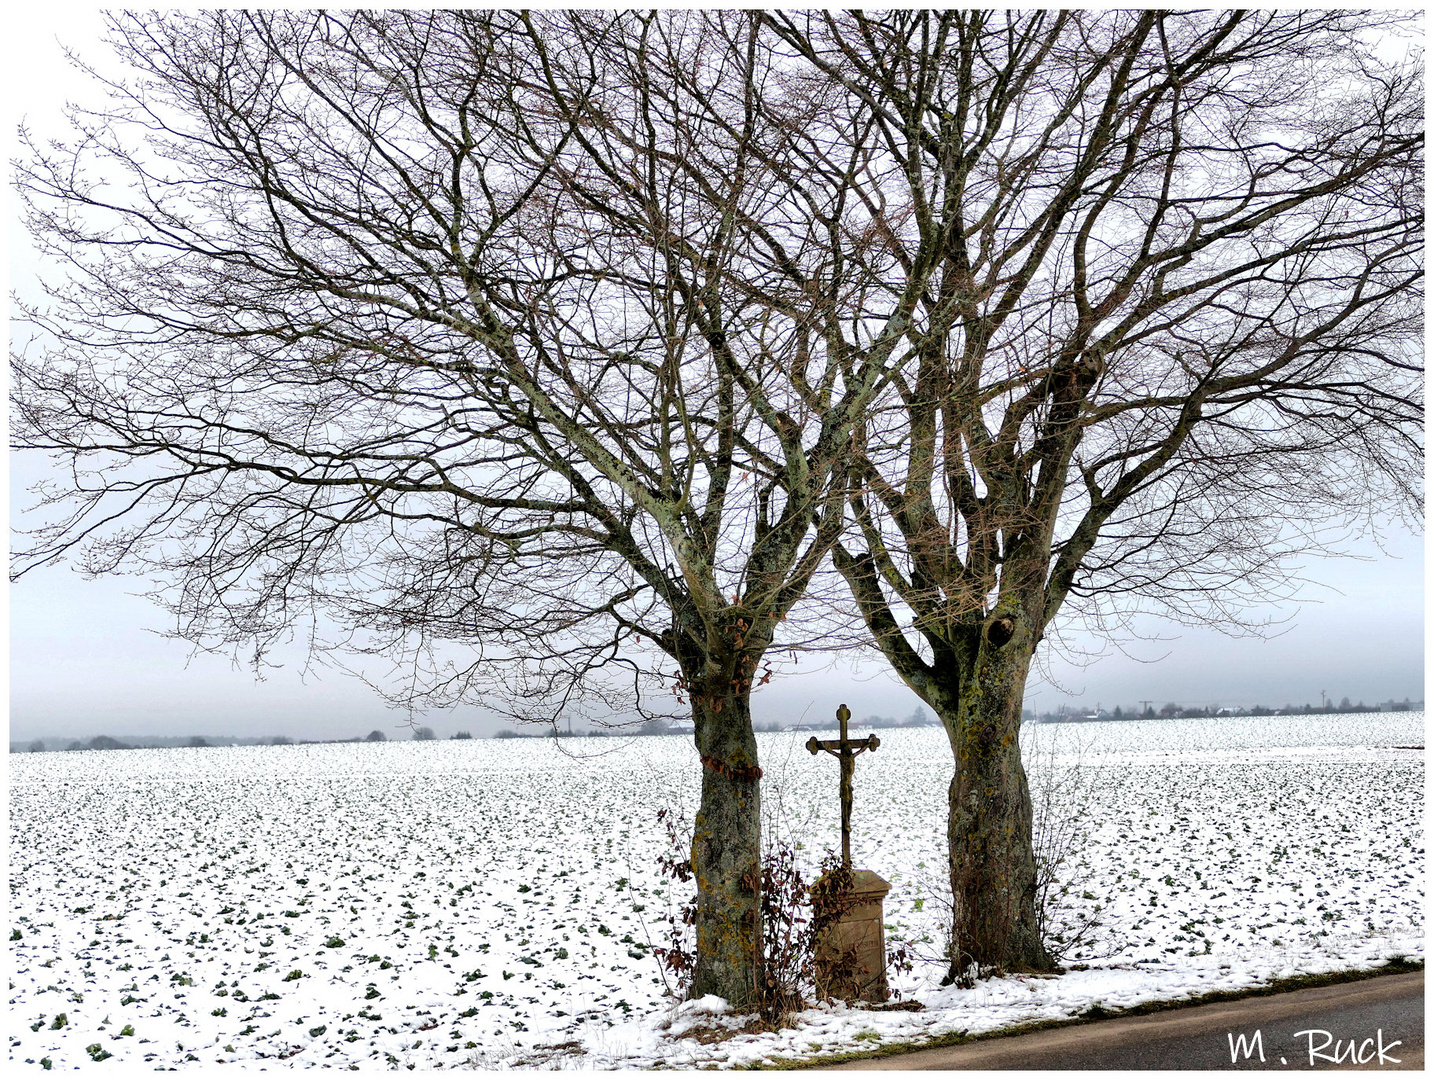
[12, 11, 937, 1004]
[764, 11, 1422, 979]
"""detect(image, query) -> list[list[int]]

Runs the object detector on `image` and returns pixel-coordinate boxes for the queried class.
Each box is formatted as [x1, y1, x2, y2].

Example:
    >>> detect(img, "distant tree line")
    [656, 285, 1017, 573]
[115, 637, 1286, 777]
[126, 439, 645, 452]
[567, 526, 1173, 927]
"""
[14, 724, 464, 752]
[14, 733, 270, 753]
[485, 706, 938, 738]
[13, 696, 1420, 753]
[1032, 696, 1421, 724]
[494, 728, 584, 739]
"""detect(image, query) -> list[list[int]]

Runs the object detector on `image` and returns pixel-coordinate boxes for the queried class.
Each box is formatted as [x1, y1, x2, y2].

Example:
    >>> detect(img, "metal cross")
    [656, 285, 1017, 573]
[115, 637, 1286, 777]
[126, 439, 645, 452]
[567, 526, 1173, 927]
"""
[806, 703, 881, 870]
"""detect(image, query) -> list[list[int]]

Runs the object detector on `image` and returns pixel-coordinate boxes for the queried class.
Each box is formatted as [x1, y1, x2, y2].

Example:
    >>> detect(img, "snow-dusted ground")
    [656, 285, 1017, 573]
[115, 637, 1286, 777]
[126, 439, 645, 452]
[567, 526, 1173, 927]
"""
[8, 713, 1423, 1070]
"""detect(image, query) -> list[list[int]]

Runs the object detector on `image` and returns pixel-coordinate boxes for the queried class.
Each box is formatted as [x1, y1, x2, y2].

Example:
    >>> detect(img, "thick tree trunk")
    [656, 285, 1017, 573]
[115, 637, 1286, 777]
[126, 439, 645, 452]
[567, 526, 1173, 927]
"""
[833, 549, 1054, 981]
[938, 616, 1054, 982]
[687, 686, 763, 1005]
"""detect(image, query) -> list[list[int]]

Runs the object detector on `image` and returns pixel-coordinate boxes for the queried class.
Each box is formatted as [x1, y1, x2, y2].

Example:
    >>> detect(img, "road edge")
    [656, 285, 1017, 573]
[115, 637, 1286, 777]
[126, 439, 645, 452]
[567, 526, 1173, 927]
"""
[756, 957, 1424, 1071]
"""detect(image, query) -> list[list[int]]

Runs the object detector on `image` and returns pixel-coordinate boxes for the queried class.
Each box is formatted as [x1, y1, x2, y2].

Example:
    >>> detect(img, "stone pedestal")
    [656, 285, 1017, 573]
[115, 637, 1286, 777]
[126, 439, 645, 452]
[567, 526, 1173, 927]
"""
[813, 869, 891, 1003]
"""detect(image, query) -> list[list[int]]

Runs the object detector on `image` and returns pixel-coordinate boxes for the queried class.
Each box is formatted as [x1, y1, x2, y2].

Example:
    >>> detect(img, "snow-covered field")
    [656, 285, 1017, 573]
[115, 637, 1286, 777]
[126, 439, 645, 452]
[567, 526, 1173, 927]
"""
[8, 713, 1423, 1070]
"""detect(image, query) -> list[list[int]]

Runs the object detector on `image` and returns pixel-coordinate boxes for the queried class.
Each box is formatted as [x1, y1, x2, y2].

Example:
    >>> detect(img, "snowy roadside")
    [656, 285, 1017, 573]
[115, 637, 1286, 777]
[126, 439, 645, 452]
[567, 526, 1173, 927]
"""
[576, 957, 1423, 1070]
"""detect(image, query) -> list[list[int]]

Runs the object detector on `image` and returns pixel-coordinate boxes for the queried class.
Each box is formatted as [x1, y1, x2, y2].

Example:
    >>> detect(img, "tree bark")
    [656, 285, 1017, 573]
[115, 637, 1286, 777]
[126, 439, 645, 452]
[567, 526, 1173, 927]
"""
[941, 613, 1053, 981]
[687, 684, 763, 1005]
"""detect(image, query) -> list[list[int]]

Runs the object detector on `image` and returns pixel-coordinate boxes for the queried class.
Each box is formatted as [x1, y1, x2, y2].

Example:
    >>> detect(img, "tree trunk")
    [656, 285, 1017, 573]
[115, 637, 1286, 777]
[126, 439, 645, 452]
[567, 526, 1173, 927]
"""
[939, 616, 1054, 982]
[687, 685, 763, 1005]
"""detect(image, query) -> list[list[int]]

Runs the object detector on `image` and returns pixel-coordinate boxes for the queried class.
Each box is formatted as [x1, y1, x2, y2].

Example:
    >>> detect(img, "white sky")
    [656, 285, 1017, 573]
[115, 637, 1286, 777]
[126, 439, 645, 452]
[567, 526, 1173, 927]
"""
[5, 7, 1426, 741]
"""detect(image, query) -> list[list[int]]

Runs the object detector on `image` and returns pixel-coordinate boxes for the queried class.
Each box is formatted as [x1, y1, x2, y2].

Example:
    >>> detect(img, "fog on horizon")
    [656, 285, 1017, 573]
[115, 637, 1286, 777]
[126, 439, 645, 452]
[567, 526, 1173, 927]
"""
[10, 523, 1422, 744]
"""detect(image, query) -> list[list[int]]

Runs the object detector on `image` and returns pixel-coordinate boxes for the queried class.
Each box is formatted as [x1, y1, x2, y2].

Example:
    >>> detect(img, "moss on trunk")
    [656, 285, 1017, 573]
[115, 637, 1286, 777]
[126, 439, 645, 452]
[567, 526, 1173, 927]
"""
[940, 614, 1054, 980]
[687, 687, 764, 1005]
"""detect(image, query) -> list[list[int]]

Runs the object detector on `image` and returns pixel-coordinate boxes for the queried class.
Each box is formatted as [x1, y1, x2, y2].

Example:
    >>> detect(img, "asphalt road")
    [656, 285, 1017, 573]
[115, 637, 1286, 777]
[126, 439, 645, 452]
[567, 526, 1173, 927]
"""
[820, 971, 1423, 1070]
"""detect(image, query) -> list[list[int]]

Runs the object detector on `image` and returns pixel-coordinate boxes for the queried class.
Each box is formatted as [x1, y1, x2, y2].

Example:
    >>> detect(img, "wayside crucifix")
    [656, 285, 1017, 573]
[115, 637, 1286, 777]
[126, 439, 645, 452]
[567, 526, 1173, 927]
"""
[805, 703, 880, 869]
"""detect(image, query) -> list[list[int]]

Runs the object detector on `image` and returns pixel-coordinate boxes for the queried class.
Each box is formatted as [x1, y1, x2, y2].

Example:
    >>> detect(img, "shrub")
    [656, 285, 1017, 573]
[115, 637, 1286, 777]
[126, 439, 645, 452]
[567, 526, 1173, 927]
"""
[646, 807, 864, 1023]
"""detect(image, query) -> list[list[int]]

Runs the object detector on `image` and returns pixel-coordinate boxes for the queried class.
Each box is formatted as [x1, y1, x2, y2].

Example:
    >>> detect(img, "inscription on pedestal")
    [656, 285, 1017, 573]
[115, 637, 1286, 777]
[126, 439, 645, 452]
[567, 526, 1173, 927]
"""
[813, 869, 891, 1003]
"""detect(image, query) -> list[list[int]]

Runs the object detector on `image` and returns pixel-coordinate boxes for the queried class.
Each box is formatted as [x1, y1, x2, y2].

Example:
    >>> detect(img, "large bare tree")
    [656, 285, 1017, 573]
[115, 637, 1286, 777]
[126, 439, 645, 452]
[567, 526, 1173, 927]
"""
[763, 10, 1423, 979]
[11, 10, 940, 1004]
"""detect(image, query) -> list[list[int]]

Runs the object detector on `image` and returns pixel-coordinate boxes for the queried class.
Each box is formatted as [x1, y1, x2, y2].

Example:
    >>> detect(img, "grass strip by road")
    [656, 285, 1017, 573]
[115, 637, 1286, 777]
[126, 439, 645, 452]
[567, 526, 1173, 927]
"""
[752, 956, 1424, 1070]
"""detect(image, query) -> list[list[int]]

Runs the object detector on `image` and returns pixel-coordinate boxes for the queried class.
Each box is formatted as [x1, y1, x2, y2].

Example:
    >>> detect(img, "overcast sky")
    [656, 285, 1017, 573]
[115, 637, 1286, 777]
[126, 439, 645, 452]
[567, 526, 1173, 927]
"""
[6, 8, 1426, 742]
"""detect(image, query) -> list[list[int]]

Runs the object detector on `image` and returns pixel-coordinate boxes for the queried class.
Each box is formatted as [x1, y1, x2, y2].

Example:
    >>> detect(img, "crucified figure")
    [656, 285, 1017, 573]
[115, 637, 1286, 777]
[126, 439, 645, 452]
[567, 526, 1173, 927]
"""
[806, 703, 881, 869]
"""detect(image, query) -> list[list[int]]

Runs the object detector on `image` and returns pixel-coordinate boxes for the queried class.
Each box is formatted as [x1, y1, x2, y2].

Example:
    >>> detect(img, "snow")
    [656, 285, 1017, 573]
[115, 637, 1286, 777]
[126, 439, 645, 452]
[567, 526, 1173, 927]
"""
[8, 713, 1423, 1069]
